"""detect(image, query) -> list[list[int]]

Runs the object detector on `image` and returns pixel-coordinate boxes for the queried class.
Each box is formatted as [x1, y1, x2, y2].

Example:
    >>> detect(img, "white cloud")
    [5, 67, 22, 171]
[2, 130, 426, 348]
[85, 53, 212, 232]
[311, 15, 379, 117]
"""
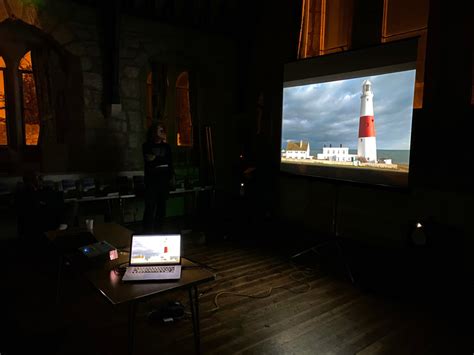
[282, 70, 416, 151]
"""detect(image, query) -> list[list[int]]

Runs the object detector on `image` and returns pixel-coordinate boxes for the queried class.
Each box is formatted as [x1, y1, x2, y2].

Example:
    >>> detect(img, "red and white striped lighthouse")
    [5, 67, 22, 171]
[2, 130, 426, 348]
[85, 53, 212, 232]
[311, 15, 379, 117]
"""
[357, 80, 377, 162]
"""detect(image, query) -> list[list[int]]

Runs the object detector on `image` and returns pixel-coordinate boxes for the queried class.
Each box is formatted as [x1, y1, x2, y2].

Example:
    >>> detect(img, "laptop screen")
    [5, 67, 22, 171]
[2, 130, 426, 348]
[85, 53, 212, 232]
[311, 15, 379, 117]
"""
[129, 234, 181, 265]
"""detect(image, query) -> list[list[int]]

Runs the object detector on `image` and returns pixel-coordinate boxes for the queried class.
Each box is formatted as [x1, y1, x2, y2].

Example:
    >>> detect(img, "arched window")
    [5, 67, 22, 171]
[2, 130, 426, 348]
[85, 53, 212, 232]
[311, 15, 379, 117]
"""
[0, 56, 7, 146]
[18, 51, 40, 146]
[298, 0, 354, 58]
[176, 71, 192, 147]
[298, 0, 428, 107]
[382, 0, 429, 108]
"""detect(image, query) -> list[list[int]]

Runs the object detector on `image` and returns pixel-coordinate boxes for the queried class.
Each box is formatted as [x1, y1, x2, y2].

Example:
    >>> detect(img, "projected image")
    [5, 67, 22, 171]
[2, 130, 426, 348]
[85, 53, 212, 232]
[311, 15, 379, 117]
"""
[130, 235, 180, 264]
[281, 70, 416, 176]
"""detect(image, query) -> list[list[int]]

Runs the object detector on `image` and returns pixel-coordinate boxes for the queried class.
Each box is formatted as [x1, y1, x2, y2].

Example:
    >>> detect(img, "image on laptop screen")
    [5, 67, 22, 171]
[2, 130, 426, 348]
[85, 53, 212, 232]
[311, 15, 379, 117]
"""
[130, 235, 181, 265]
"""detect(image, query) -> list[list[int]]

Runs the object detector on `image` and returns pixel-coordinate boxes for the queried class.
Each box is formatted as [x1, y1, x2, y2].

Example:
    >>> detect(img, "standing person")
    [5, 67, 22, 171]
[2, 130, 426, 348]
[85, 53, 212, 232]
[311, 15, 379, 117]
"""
[142, 122, 174, 233]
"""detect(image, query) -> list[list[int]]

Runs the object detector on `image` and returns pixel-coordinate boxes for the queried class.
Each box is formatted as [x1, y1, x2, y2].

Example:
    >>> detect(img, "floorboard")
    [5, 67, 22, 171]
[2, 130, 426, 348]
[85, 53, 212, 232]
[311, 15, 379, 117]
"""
[1, 232, 472, 355]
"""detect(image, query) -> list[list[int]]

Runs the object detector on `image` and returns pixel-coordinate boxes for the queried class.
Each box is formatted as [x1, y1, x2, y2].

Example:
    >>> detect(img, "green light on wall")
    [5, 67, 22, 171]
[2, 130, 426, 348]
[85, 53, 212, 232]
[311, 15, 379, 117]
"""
[20, 0, 45, 8]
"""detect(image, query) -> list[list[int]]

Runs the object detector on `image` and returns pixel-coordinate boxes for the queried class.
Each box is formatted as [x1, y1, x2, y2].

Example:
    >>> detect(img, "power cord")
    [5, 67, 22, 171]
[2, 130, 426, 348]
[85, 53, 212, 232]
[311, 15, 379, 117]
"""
[180, 259, 315, 314]
[182, 256, 218, 272]
[116, 256, 315, 315]
[112, 261, 129, 275]
[209, 283, 311, 312]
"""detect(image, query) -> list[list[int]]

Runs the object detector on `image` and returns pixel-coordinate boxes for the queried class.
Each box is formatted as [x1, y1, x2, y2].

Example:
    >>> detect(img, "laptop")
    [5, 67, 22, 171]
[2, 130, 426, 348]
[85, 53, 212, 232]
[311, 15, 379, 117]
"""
[122, 234, 182, 282]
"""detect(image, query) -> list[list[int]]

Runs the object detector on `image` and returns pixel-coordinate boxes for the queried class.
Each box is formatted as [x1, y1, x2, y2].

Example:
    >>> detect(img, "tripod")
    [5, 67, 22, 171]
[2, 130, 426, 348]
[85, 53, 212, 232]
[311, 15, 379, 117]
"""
[291, 182, 355, 284]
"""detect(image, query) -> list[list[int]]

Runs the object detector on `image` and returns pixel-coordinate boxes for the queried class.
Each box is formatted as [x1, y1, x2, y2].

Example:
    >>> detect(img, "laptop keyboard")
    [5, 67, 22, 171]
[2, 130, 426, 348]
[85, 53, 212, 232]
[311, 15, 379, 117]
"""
[131, 266, 176, 274]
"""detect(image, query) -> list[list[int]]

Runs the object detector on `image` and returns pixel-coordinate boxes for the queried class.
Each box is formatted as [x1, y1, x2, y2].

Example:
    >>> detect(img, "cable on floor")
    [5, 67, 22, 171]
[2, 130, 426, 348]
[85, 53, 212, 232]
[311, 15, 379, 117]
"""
[202, 258, 316, 313]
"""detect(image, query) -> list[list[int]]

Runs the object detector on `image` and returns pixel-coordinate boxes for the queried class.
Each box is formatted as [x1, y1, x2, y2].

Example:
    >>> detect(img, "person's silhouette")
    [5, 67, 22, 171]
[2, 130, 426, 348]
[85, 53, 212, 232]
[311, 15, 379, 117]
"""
[142, 123, 174, 233]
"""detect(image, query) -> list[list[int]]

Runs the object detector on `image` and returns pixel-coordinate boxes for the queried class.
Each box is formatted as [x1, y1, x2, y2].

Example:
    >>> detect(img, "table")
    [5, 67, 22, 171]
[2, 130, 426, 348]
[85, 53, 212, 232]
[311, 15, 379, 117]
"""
[64, 194, 128, 223]
[63, 186, 214, 224]
[47, 223, 215, 355]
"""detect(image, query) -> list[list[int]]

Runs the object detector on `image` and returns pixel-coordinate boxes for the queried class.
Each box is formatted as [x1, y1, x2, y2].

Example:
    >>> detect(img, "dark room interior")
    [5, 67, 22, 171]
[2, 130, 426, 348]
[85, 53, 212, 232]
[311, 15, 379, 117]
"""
[0, 0, 473, 354]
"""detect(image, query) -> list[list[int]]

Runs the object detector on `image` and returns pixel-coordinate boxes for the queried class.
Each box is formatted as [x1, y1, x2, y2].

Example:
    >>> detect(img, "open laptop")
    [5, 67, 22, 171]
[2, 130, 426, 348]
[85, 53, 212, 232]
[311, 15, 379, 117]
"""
[122, 234, 182, 282]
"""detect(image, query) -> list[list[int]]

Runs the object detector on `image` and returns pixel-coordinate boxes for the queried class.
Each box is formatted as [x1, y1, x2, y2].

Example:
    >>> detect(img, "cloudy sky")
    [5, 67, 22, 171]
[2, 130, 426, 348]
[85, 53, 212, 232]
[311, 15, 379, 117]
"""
[282, 70, 416, 151]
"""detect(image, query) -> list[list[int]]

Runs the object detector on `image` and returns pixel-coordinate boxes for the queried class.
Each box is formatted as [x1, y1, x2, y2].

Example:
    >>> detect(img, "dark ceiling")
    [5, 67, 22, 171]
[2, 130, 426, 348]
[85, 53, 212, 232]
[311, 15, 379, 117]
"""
[71, 0, 264, 37]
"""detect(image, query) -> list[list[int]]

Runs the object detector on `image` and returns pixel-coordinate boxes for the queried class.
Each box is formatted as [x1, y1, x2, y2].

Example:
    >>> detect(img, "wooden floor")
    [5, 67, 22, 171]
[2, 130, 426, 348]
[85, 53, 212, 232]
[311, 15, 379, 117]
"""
[1, 230, 471, 355]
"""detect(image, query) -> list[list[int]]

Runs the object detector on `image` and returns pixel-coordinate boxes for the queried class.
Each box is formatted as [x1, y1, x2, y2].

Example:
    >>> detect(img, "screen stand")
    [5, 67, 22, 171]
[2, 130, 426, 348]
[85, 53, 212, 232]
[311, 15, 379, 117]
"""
[290, 182, 355, 284]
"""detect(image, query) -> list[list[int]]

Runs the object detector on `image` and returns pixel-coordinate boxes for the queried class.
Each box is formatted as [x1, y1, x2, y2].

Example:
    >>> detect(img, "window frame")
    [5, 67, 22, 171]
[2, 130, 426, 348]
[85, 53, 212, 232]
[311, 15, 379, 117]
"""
[175, 71, 193, 148]
[18, 50, 41, 147]
[0, 55, 8, 147]
[381, 0, 429, 109]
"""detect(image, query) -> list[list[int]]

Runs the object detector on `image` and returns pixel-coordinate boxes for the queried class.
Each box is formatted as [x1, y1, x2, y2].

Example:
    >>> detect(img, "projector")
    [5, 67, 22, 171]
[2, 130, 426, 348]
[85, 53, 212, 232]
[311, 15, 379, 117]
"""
[78, 240, 118, 261]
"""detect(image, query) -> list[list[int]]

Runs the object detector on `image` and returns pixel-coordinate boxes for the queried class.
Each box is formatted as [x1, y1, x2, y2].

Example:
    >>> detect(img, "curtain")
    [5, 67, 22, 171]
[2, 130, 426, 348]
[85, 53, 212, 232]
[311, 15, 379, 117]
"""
[32, 47, 68, 171]
[49, 50, 67, 144]
[31, 47, 53, 146]
[188, 70, 199, 163]
[151, 62, 168, 124]
[32, 48, 68, 145]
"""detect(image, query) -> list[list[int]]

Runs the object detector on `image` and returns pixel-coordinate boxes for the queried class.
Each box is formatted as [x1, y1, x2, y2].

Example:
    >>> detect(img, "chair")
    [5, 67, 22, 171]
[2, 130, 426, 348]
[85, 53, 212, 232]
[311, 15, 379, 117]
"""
[96, 177, 116, 197]
[116, 176, 133, 196]
[81, 177, 96, 197]
[16, 185, 66, 240]
[0, 182, 9, 195]
[41, 180, 57, 191]
[61, 179, 79, 199]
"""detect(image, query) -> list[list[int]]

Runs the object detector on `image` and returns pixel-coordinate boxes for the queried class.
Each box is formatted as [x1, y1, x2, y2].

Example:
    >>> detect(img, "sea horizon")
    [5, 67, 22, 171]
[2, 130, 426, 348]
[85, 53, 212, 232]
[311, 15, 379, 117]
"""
[301, 149, 411, 164]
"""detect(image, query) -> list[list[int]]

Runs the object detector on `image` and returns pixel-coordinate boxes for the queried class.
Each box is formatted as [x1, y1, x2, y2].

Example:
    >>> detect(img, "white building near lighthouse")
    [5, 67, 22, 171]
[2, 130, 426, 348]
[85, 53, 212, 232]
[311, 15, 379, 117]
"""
[317, 145, 356, 162]
[284, 140, 311, 159]
[357, 80, 377, 162]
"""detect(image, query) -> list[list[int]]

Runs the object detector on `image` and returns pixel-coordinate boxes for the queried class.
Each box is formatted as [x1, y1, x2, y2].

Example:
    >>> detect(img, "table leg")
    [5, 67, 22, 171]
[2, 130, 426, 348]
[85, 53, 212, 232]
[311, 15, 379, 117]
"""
[119, 197, 125, 224]
[107, 199, 113, 222]
[56, 255, 63, 304]
[189, 286, 201, 354]
[128, 301, 136, 355]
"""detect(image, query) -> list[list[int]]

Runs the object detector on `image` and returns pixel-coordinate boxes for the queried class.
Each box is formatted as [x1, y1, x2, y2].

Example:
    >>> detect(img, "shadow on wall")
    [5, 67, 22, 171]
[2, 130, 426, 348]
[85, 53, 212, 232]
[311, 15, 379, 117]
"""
[80, 128, 126, 172]
[43, 53, 86, 172]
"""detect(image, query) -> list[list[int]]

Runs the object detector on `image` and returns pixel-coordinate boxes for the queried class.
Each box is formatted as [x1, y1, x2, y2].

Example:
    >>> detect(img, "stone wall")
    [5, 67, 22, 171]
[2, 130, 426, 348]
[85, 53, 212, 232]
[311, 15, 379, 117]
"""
[0, 0, 237, 188]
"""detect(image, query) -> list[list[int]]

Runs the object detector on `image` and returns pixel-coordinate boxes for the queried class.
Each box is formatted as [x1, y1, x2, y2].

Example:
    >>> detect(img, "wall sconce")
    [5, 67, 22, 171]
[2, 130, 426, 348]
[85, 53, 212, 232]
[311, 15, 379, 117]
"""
[239, 182, 245, 197]
[410, 221, 427, 246]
